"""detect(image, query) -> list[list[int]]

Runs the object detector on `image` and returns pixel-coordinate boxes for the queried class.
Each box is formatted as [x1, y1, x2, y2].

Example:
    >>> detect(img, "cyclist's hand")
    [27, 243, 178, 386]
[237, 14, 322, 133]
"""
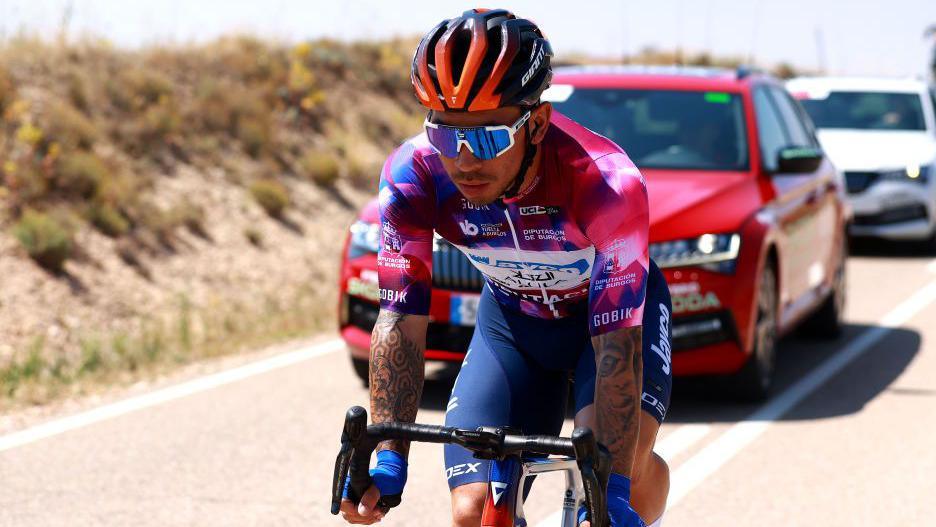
[578, 473, 646, 527]
[339, 484, 384, 525]
[338, 450, 407, 525]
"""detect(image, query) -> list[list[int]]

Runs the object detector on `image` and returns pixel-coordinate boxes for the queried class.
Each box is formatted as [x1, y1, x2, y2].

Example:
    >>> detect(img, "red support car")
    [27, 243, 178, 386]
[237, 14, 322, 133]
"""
[338, 66, 850, 399]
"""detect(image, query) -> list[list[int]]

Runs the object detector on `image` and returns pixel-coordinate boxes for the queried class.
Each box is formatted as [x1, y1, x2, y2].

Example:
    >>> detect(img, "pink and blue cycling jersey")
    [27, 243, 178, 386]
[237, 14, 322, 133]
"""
[376, 112, 649, 336]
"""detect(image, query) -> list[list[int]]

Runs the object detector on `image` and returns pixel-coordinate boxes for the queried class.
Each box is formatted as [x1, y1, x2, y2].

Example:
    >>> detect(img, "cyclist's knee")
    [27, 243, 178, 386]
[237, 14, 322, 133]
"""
[634, 451, 669, 487]
[450, 482, 486, 527]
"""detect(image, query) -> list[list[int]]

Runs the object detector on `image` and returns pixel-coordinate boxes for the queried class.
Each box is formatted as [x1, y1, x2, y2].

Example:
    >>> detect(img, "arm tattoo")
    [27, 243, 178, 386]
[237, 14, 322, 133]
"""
[593, 326, 642, 475]
[370, 310, 425, 455]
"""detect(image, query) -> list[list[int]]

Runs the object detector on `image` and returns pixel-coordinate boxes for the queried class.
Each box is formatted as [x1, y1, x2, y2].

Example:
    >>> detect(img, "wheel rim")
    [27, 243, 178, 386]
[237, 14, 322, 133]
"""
[754, 267, 778, 391]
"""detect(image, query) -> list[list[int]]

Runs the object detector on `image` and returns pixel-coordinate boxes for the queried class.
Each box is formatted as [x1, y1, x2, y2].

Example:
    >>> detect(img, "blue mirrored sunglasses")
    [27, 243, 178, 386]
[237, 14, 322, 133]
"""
[424, 111, 531, 160]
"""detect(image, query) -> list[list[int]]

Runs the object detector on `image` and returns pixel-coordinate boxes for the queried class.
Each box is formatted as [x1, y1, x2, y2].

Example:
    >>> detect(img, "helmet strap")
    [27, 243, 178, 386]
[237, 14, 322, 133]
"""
[501, 118, 539, 201]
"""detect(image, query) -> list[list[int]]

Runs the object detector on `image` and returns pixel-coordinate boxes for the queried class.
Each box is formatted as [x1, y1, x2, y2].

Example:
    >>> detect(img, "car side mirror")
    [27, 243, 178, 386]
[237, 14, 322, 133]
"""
[775, 146, 823, 174]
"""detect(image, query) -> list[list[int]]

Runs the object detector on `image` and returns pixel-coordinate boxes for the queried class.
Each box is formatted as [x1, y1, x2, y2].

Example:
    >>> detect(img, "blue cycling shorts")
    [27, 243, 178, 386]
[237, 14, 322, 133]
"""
[443, 259, 673, 489]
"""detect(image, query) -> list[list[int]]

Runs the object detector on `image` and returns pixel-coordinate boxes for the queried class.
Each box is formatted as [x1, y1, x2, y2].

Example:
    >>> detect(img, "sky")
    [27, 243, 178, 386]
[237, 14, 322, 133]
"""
[1, 0, 935, 78]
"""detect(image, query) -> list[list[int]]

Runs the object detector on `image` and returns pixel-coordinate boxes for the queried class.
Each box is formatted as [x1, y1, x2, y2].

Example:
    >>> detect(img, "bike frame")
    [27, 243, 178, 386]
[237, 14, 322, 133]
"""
[480, 457, 584, 527]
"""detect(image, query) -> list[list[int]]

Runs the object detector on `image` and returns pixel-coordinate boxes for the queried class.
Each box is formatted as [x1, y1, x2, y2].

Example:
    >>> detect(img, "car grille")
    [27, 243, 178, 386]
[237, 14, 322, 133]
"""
[843, 171, 879, 194]
[432, 239, 485, 292]
[671, 310, 737, 351]
[853, 204, 928, 226]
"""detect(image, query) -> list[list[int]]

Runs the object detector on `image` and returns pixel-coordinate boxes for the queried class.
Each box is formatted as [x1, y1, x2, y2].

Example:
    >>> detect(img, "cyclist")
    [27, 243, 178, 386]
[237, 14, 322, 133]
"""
[339, 9, 671, 527]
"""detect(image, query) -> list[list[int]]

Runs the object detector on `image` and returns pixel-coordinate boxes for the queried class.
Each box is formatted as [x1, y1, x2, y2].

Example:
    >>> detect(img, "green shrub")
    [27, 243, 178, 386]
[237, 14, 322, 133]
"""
[88, 203, 130, 237]
[66, 70, 90, 112]
[301, 150, 340, 186]
[347, 156, 381, 189]
[56, 152, 108, 199]
[244, 227, 263, 247]
[174, 199, 207, 237]
[13, 209, 74, 273]
[237, 116, 271, 158]
[249, 179, 289, 217]
[45, 100, 97, 150]
[139, 99, 181, 144]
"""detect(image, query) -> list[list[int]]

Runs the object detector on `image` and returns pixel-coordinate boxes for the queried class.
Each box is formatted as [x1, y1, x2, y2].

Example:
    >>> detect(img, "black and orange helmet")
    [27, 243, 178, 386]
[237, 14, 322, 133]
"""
[411, 9, 553, 112]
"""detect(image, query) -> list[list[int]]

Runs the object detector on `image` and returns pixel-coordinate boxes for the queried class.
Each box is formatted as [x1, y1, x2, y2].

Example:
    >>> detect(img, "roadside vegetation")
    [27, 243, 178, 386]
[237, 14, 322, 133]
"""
[0, 35, 422, 408]
[0, 35, 421, 271]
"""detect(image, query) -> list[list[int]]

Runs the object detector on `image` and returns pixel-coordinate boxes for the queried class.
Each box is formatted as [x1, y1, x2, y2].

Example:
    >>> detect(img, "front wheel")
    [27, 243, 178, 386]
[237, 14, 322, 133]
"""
[730, 262, 778, 402]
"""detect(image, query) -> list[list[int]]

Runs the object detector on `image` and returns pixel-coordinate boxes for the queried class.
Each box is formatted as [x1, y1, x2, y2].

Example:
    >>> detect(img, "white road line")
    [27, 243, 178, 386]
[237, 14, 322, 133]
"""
[666, 278, 936, 508]
[0, 338, 344, 453]
[654, 424, 712, 462]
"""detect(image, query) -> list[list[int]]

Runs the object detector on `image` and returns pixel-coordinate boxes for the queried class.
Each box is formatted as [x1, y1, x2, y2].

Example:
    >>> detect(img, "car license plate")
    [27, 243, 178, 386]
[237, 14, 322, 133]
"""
[450, 294, 480, 326]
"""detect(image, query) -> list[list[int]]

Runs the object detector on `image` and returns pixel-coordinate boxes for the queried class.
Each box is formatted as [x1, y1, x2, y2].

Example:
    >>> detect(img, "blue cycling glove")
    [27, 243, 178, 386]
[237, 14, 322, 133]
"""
[343, 450, 408, 502]
[577, 473, 645, 527]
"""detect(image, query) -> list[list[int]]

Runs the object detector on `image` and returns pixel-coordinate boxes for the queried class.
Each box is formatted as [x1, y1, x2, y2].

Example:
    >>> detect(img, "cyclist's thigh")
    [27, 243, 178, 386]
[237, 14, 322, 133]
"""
[443, 287, 569, 490]
[573, 258, 673, 424]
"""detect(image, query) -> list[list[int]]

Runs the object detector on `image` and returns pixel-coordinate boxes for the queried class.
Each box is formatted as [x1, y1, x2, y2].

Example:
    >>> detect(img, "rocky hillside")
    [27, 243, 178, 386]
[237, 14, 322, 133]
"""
[0, 36, 423, 405]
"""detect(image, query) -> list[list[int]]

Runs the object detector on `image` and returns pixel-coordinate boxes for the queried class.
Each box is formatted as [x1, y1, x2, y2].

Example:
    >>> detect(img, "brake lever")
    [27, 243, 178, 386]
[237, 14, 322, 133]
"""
[330, 406, 368, 515]
[572, 427, 610, 527]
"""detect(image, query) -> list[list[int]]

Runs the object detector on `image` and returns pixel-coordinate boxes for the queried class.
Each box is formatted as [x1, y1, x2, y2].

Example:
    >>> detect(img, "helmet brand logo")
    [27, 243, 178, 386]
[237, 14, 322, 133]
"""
[521, 43, 546, 87]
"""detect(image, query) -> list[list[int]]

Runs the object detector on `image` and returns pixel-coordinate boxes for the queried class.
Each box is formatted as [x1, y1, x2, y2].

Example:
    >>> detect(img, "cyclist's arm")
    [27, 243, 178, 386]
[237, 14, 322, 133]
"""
[579, 153, 650, 476]
[369, 310, 427, 456]
[372, 144, 435, 456]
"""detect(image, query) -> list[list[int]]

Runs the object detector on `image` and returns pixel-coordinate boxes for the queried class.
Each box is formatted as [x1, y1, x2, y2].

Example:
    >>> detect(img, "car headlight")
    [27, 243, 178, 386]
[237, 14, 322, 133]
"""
[879, 163, 932, 184]
[650, 233, 741, 273]
[348, 220, 381, 258]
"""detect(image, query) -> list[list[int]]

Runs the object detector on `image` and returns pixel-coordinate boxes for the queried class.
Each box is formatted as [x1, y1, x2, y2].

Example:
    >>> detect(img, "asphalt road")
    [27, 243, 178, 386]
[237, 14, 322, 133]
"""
[1, 241, 935, 526]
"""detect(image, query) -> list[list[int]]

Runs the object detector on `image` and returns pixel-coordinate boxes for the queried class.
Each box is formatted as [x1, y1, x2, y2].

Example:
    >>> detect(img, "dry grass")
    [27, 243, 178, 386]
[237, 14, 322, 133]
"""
[0, 285, 334, 409]
[0, 34, 421, 251]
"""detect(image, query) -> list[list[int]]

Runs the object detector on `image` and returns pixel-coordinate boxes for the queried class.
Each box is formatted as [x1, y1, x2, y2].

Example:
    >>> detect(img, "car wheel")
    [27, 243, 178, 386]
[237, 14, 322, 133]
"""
[731, 262, 778, 401]
[351, 357, 369, 387]
[799, 236, 847, 339]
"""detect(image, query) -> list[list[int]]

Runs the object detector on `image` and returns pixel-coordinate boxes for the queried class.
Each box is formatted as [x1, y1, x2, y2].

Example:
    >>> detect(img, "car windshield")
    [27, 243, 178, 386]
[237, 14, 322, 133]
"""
[547, 88, 749, 171]
[798, 91, 926, 131]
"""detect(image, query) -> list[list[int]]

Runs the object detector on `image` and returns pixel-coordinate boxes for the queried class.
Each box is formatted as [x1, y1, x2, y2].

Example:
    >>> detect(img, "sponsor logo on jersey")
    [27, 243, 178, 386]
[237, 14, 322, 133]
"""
[378, 288, 408, 304]
[459, 219, 479, 236]
[382, 222, 402, 253]
[651, 303, 672, 375]
[490, 258, 589, 275]
[519, 205, 561, 216]
[468, 257, 590, 289]
[522, 227, 566, 242]
[444, 462, 481, 480]
[641, 392, 667, 419]
[593, 307, 634, 328]
[601, 239, 634, 275]
[461, 199, 490, 211]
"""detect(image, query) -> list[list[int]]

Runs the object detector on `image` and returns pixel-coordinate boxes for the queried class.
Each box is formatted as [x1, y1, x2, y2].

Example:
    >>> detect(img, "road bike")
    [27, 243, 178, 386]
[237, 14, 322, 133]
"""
[331, 406, 612, 527]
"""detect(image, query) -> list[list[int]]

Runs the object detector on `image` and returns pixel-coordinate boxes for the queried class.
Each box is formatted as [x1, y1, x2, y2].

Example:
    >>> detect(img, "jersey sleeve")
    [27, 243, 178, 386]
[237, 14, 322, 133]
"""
[576, 152, 650, 336]
[376, 143, 435, 315]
